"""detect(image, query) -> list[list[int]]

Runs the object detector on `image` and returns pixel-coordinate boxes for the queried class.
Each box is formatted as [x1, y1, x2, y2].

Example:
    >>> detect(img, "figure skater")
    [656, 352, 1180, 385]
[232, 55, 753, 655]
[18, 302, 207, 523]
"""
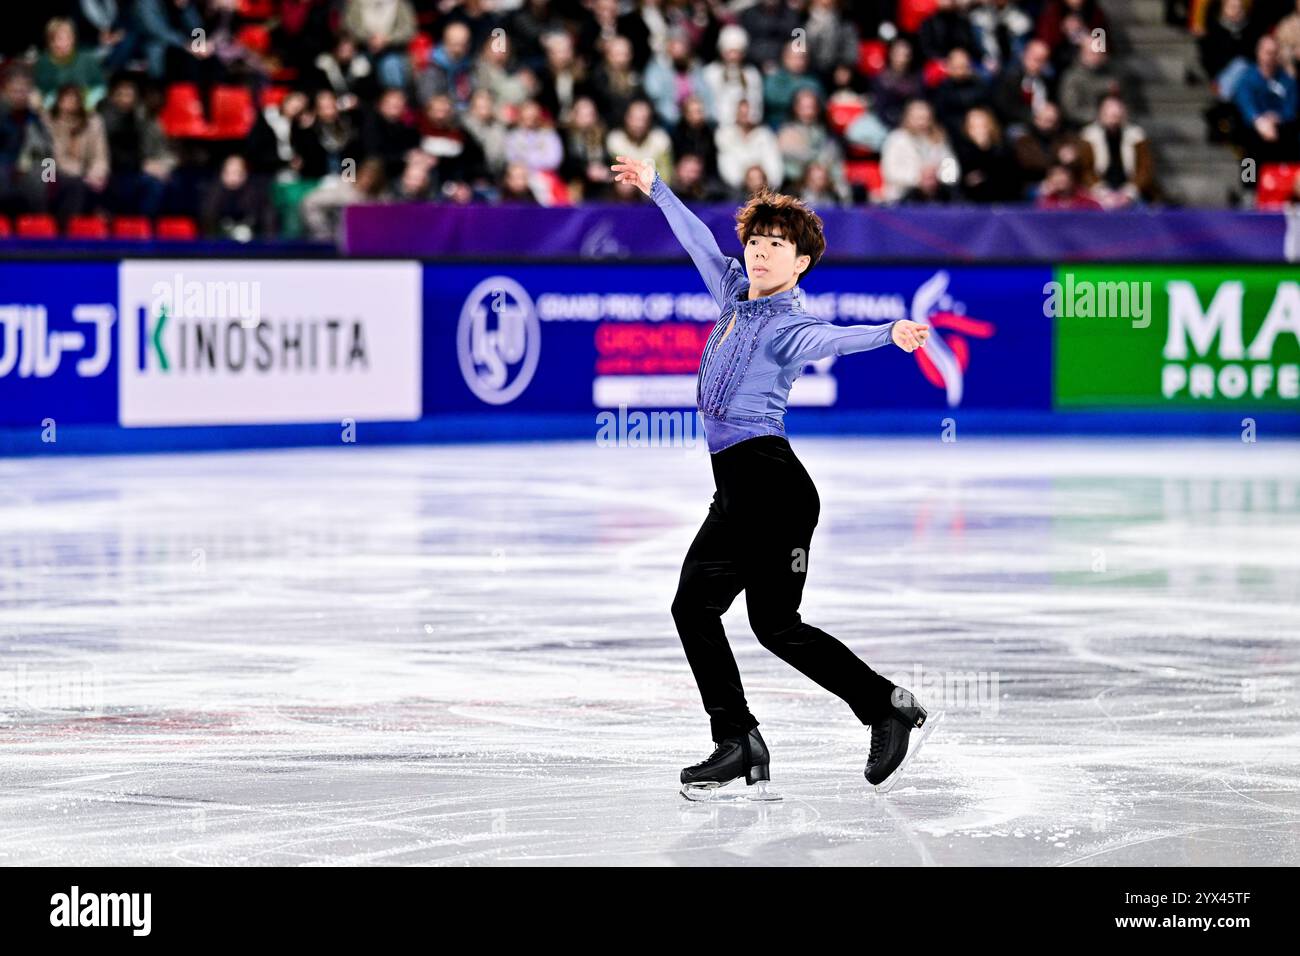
[611, 155, 940, 799]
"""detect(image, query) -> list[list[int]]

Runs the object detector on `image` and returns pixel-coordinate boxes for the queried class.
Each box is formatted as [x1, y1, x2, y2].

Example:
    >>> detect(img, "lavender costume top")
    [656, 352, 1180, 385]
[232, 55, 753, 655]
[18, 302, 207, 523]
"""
[649, 171, 900, 453]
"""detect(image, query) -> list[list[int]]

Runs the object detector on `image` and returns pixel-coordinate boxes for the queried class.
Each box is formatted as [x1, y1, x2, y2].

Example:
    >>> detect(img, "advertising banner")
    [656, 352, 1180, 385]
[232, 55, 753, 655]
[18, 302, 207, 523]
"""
[117, 261, 422, 426]
[1053, 265, 1300, 409]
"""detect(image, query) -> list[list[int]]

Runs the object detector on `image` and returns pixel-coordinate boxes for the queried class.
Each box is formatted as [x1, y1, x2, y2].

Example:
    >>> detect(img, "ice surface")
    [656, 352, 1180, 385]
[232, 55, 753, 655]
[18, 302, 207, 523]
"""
[0, 435, 1297, 865]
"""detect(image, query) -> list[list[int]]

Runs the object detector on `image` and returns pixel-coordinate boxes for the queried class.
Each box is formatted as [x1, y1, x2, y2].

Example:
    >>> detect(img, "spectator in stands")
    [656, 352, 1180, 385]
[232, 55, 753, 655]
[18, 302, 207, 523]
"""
[559, 95, 611, 198]
[740, 0, 803, 70]
[671, 95, 719, 179]
[1011, 99, 1090, 186]
[0, 69, 45, 215]
[35, 18, 106, 110]
[504, 97, 564, 172]
[763, 42, 825, 130]
[579, 0, 653, 73]
[443, 0, 502, 56]
[716, 97, 782, 191]
[296, 90, 357, 180]
[919, 0, 981, 63]
[343, 0, 416, 90]
[1234, 34, 1300, 161]
[1035, 161, 1103, 208]
[871, 37, 924, 129]
[135, 0, 212, 83]
[100, 74, 173, 216]
[1036, 0, 1109, 72]
[202, 153, 273, 239]
[498, 160, 538, 202]
[462, 88, 508, 179]
[955, 105, 1022, 201]
[880, 98, 959, 203]
[300, 155, 387, 240]
[843, 96, 890, 154]
[1277, 1, 1300, 72]
[605, 97, 672, 180]
[535, 29, 593, 125]
[778, 88, 848, 198]
[505, 0, 569, 73]
[993, 38, 1055, 129]
[417, 92, 487, 190]
[669, 151, 730, 201]
[643, 31, 710, 126]
[741, 162, 773, 196]
[1198, 0, 1263, 101]
[388, 152, 435, 202]
[38, 84, 111, 220]
[310, 34, 379, 111]
[360, 87, 419, 180]
[803, 0, 859, 82]
[702, 25, 764, 127]
[969, 0, 1034, 76]
[933, 47, 993, 140]
[590, 35, 645, 126]
[471, 31, 535, 112]
[415, 21, 476, 113]
[799, 160, 849, 206]
[78, 0, 135, 74]
[1080, 94, 1156, 206]
[1058, 36, 1140, 128]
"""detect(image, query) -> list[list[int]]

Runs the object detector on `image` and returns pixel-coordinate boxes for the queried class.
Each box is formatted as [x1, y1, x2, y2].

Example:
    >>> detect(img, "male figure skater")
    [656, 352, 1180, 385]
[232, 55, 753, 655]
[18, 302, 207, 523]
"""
[611, 155, 940, 799]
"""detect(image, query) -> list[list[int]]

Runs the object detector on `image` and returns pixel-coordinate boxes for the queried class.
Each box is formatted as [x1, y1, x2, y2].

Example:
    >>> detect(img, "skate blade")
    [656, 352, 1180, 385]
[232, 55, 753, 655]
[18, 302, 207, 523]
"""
[873, 710, 945, 794]
[680, 778, 784, 803]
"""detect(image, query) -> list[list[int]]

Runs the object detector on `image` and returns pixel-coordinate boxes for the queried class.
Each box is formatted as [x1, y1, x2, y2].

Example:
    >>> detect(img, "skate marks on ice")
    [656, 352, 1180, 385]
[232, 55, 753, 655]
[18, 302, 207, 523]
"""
[0, 438, 1298, 864]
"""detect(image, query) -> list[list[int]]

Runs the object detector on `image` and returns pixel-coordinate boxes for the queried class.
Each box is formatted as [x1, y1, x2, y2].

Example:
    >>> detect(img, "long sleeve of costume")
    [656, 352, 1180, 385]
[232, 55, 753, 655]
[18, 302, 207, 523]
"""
[649, 170, 744, 309]
[771, 316, 899, 365]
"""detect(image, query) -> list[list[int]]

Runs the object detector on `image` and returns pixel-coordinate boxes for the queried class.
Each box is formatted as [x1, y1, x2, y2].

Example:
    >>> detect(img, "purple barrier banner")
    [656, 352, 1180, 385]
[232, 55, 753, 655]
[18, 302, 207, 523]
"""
[345, 202, 1291, 262]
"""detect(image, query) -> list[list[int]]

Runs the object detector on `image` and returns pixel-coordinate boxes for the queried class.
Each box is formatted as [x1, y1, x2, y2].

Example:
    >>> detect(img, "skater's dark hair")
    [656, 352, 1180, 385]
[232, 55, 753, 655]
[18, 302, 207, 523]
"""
[734, 188, 827, 281]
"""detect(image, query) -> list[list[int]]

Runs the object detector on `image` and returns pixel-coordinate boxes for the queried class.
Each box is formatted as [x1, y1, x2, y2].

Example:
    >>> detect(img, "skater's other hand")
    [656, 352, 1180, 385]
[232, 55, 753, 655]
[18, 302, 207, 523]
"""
[610, 155, 655, 196]
[891, 319, 930, 352]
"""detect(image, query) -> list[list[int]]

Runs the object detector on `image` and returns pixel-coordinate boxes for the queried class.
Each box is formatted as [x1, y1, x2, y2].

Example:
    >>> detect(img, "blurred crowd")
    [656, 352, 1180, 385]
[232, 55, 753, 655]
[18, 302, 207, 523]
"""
[0, 0, 1165, 240]
[1188, 0, 1300, 167]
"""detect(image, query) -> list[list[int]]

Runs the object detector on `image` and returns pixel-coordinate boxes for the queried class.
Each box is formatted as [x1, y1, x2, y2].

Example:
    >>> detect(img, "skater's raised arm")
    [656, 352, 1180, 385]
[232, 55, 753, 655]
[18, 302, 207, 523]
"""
[771, 317, 930, 366]
[611, 155, 743, 309]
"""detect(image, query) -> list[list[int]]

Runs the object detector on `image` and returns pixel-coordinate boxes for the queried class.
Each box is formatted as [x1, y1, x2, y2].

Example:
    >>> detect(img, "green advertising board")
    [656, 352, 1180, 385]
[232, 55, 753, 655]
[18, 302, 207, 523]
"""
[1052, 265, 1300, 408]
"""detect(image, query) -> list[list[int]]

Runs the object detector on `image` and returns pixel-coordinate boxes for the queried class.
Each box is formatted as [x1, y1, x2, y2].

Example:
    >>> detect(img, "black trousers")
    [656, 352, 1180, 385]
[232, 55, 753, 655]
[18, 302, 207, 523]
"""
[671, 435, 896, 743]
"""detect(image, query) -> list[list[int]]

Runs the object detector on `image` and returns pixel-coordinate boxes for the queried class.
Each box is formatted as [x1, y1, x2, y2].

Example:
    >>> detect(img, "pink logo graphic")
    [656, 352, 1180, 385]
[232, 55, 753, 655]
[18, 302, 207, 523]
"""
[908, 271, 996, 407]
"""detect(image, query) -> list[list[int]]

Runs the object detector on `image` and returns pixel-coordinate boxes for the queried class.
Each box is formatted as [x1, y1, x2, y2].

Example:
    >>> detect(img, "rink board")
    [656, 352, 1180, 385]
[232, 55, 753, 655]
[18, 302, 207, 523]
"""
[1, 259, 1297, 453]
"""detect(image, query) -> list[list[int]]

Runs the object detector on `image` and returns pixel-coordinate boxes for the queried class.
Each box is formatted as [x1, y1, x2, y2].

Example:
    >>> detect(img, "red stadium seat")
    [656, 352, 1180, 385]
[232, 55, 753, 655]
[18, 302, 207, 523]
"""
[259, 85, 290, 109]
[236, 24, 272, 55]
[113, 216, 154, 240]
[537, 170, 572, 206]
[156, 216, 199, 240]
[209, 85, 256, 138]
[857, 40, 888, 77]
[845, 160, 884, 198]
[237, 0, 274, 16]
[1257, 163, 1300, 210]
[160, 82, 209, 138]
[827, 98, 866, 135]
[898, 0, 939, 34]
[16, 214, 58, 238]
[67, 215, 110, 239]
[409, 32, 434, 66]
[0, 215, 10, 238]
[922, 58, 948, 88]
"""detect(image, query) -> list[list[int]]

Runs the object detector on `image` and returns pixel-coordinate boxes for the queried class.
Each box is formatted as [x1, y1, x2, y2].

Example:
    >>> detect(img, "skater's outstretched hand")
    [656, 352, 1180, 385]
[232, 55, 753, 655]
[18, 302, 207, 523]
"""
[611, 155, 655, 196]
[891, 320, 930, 352]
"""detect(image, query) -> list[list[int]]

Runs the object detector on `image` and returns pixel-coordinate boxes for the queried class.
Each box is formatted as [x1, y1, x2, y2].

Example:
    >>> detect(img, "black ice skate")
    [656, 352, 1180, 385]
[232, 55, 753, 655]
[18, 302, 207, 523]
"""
[865, 686, 944, 793]
[680, 727, 782, 802]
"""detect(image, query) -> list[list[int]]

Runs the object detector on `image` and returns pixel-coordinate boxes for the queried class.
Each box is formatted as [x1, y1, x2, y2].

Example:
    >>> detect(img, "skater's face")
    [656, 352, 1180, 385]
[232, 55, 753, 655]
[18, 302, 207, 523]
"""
[744, 226, 809, 296]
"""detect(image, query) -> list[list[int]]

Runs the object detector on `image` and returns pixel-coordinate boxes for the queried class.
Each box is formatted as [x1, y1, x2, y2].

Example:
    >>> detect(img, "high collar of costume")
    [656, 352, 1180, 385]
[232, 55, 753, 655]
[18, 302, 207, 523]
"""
[733, 283, 802, 317]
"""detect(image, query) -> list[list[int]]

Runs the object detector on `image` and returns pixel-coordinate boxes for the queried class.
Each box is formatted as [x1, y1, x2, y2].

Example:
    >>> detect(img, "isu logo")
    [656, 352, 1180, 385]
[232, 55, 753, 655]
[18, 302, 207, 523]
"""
[458, 276, 540, 405]
[908, 271, 996, 407]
